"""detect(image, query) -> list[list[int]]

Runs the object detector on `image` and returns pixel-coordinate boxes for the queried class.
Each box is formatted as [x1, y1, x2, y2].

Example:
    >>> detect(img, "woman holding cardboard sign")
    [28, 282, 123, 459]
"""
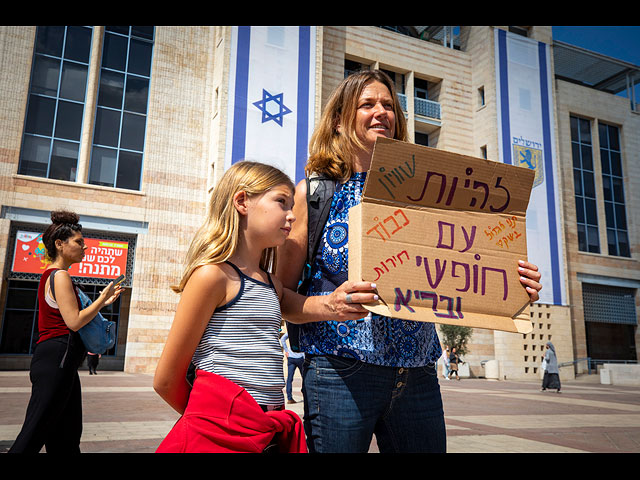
[277, 69, 542, 453]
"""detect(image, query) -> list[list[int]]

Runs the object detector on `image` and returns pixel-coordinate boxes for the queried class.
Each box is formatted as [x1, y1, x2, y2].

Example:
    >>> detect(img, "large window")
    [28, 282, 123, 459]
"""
[599, 123, 630, 257]
[570, 116, 600, 253]
[18, 26, 93, 181]
[89, 26, 154, 190]
[17, 26, 154, 191]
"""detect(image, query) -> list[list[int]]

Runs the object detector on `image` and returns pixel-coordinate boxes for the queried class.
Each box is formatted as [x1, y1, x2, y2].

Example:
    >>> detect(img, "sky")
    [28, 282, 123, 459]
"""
[552, 26, 640, 66]
[551, 26, 640, 100]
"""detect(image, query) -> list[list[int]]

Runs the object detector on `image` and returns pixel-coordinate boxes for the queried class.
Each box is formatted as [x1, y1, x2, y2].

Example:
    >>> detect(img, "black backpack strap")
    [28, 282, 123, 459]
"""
[286, 174, 336, 352]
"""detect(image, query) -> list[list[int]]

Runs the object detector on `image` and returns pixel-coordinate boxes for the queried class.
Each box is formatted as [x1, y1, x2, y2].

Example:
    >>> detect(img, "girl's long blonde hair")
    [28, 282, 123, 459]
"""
[172, 161, 294, 293]
[305, 69, 408, 181]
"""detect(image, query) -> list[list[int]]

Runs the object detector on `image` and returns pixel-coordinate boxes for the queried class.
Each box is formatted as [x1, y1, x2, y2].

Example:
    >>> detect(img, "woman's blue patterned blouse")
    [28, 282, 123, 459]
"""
[298, 172, 442, 367]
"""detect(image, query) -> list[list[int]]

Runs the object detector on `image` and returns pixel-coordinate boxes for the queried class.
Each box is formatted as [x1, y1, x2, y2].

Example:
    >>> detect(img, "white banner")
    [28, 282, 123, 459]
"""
[225, 26, 316, 184]
[495, 28, 566, 306]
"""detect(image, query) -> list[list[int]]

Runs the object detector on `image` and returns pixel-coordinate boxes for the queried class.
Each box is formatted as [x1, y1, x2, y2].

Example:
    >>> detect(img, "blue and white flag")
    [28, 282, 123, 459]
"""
[225, 26, 316, 184]
[495, 28, 566, 306]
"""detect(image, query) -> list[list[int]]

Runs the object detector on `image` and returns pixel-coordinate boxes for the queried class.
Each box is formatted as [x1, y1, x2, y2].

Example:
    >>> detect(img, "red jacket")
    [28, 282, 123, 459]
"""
[156, 370, 307, 453]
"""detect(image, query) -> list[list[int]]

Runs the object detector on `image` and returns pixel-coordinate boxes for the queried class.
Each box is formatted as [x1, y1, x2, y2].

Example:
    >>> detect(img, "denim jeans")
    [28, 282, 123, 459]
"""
[302, 354, 446, 453]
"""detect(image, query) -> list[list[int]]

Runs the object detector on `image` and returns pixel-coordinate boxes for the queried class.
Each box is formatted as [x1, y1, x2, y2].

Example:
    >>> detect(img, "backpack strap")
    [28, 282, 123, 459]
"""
[299, 174, 337, 294]
[286, 174, 337, 352]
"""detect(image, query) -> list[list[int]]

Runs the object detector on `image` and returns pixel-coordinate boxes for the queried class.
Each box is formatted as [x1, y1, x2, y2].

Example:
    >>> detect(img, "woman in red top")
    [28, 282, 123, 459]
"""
[9, 210, 122, 453]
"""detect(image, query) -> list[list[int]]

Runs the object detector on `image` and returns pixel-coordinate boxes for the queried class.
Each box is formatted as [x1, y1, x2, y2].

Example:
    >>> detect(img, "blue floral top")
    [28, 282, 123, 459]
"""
[299, 172, 442, 367]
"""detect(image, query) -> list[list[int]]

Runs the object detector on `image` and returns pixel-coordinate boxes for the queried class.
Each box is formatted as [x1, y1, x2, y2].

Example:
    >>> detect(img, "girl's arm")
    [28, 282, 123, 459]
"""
[54, 270, 122, 331]
[153, 265, 226, 414]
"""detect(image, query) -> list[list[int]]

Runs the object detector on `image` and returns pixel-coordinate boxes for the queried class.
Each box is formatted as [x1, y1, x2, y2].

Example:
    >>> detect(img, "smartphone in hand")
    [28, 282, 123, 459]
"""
[112, 274, 125, 286]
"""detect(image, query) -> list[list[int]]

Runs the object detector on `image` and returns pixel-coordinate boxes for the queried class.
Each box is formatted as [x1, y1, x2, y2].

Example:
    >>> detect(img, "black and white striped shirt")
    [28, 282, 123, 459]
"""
[191, 262, 285, 407]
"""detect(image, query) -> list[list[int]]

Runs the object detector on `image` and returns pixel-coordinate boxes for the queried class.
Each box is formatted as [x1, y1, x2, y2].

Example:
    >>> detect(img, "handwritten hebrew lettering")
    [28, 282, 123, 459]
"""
[436, 221, 476, 253]
[366, 209, 410, 241]
[376, 155, 417, 199]
[373, 250, 410, 280]
[393, 288, 465, 319]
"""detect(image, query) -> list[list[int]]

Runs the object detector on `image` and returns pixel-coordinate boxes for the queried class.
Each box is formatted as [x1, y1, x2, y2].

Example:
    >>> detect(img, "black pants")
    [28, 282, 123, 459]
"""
[9, 333, 86, 453]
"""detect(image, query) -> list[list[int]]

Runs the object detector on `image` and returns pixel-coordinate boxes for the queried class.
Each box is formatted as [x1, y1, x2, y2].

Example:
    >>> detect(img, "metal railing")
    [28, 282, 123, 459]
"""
[397, 94, 442, 120]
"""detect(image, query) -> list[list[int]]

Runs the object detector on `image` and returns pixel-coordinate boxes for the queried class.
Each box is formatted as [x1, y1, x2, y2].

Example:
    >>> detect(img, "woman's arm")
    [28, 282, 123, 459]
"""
[54, 270, 122, 331]
[276, 179, 308, 290]
[153, 265, 226, 415]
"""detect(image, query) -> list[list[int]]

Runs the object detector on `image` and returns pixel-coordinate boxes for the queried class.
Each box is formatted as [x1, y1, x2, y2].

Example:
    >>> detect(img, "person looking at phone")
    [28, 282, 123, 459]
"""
[9, 210, 123, 453]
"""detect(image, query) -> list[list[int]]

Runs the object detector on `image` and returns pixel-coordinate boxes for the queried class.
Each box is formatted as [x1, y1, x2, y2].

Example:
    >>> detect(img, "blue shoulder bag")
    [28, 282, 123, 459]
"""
[50, 269, 117, 354]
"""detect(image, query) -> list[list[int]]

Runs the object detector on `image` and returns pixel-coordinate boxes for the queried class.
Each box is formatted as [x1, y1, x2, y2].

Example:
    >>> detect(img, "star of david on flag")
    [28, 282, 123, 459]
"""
[253, 89, 292, 126]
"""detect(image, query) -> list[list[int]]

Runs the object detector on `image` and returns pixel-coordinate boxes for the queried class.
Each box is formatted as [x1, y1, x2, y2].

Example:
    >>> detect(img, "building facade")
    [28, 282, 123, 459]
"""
[0, 26, 637, 379]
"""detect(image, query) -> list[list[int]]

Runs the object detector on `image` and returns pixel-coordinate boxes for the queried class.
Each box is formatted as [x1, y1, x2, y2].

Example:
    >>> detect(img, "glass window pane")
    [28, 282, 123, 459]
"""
[120, 113, 146, 151]
[89, 146, 117, 187]
[585, 198, 598, 225]
[604, 201, 614, 226]
[93, 107, 121, 147]
[116, 151, 142, 190]
[577, 224, 586, 251]
[612, 177, 624, 203]
[579, 118, 591, 144]
[600, 148, 610, 174]
[54, 100, 84, 141]
[581, 145, 593, 171]
[617, 231, 630, 257]
[608, 125, 620, 150]
[615, 204, 627, 230]
[598, 123, 608, 148]
[98, 70, 124, 109]
[25, 94, 55, 136]
[59, 61, 88, 102]
[610, 151, 622, 177]
[571, 142, 580, 168]
[575, 197, 585, 224]
[570, 116, 578, 141]
[31, 55, 60, 96]
[106, 26, 130, 35]
[64, 26, 92, 63]
[102, 32, 128, 71]
[128, 39, 152, 76]
[573, 169, 583, 196]
[607, 228, 618, 256]
[583, 171, 595, 198]
[601, 175, 611, 201]
[19, 135, 51, 177]
[124, 76, 149, 114]
[131, 26, 154, 40]
[35, 25, 65, 57]
[587, 225, 599, 253]
[49, 140, 78, 181]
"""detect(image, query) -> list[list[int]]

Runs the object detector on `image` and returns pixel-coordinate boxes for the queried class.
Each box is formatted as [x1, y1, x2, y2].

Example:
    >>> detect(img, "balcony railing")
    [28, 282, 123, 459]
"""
[398, 94, 441, 120]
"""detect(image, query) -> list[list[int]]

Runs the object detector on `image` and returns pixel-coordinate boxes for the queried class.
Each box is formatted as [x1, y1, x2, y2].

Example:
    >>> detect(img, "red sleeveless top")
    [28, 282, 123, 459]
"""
[37, 268, 81, 344]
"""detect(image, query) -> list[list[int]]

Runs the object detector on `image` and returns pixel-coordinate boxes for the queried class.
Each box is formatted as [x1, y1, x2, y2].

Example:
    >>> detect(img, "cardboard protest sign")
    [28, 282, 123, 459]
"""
[348, 137, 535, 333]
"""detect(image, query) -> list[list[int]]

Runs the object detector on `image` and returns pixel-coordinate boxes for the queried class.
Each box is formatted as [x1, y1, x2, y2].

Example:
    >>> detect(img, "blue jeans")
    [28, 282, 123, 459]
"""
[302, 354, 446, 453]
[285, 355, 304, 400]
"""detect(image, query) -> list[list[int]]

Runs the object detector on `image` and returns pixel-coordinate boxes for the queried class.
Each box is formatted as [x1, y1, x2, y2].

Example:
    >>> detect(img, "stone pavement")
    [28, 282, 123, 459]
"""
[1, 368, 639, 453]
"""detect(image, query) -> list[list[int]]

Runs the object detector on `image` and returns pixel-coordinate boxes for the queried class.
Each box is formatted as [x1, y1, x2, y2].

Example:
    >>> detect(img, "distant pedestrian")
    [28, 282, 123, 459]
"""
[153, 162, 307, 453]
[280, 331, 304, 404]
[9, 210, 122, 453]
[448, 347, 461, 381]
[541, 342, 561, 393]
[441, 346, 450, 380]
[87, 352, 100, 374]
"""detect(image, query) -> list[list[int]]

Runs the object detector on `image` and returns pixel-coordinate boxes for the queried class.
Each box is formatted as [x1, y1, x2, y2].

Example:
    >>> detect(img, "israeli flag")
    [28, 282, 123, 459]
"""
[225, 26, 316, 183]
[495, 28, 566, 306]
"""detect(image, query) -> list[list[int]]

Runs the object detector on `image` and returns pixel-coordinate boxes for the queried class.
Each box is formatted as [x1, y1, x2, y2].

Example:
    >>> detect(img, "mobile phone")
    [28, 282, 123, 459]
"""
[112, 274, 125, 286]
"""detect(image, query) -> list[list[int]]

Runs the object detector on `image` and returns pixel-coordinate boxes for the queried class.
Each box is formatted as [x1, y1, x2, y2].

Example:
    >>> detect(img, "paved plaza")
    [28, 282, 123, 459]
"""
[1, 369, 639, 453]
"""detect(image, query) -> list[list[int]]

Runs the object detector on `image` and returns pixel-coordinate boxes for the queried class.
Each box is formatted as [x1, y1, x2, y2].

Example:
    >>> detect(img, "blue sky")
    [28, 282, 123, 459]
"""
[552, 26, 640, 66]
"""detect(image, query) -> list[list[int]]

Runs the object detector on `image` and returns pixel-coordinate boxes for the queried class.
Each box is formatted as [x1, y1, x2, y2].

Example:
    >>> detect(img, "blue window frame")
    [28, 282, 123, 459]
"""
[18, 26, 93, 181]
[570, 115, 600, 253]
[599, 123, 630, 257]
[88, 26, 154, 191]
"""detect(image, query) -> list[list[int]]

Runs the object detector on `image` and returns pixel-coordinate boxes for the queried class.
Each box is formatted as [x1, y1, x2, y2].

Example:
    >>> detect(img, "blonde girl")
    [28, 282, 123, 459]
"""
[154, 161, 376, 453]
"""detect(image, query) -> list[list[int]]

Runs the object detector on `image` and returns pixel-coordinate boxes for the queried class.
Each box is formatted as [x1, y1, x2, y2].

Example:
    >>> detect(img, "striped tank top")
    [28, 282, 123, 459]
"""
[191, 262, 285, 407]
